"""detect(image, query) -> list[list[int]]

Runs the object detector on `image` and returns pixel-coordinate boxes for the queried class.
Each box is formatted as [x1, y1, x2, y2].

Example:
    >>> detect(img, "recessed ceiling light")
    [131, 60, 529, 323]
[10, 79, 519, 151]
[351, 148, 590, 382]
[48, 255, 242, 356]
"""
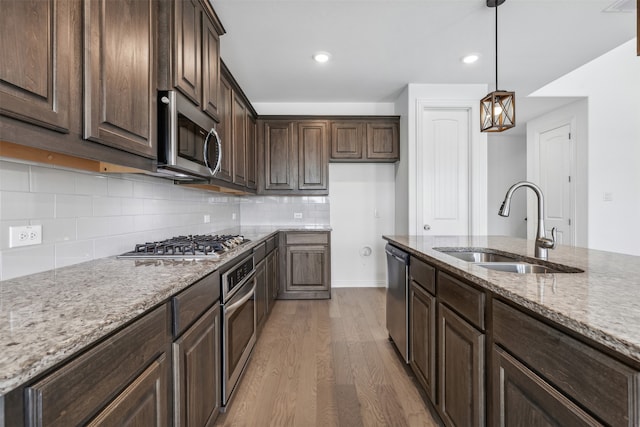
[462, 54, 479, 64]
[313, 52, 331, 63]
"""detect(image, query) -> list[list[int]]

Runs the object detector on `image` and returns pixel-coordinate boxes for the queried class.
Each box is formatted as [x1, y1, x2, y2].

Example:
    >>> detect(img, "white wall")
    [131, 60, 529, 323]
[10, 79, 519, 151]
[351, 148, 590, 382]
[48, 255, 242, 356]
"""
[487, 134, 527, 237]
[393, 87, 410, 235]
[0, 159, 240, 280]
[530, 39, 639, 255]
[526, 99, 589, 248]
[330, 163, 395, 287]
[394, 84, 489, 236]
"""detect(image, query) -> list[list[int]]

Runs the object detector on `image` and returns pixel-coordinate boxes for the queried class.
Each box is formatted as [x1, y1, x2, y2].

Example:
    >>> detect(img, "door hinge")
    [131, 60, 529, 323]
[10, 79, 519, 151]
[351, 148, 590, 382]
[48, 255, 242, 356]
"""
[568, 218, 572, 226]
[568, 176, 571, 183]
[568, 132, 572, 139]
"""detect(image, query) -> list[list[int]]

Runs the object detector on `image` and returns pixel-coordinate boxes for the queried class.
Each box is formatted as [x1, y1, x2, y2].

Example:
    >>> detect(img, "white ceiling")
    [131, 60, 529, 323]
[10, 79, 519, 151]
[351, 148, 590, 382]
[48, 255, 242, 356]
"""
[213, 0, 637, 132]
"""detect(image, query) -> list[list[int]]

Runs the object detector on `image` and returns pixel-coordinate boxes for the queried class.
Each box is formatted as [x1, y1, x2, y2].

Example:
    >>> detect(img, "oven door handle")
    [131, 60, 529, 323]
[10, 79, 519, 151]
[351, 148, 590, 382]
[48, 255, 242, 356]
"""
[225, 279, 256, 317]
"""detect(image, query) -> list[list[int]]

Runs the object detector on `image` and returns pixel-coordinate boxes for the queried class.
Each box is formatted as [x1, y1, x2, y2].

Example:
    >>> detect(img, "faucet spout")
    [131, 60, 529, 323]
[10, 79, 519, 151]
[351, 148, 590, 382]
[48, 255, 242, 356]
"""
[499, 181, 556, 260]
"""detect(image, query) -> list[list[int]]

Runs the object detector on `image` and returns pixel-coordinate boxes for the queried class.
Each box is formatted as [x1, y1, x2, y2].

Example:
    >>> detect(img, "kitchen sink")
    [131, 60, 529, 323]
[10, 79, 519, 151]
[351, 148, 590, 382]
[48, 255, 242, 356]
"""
[475, 262, 563, 274]
[434, 247, 584, 274]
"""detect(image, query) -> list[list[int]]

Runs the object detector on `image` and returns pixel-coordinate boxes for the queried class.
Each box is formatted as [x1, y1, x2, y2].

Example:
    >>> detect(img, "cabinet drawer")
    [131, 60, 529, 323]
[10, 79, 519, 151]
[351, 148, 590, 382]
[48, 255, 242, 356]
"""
[173, 271, 220, 337]
[25, 303, 170, 426]
[494, 300, 640, 427]
[285, 232, 328, 245]
[410, 256, 435, 295]
[266, 235, 277, 253]
[253, 242, 266, 263]
[438, 272, 485, 330]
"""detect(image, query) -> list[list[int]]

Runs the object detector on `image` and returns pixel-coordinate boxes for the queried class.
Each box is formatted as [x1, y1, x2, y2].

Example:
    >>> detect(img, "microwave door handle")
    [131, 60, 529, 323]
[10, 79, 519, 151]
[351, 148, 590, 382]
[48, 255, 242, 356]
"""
[203, 129, 214, 175]
[211, 127, 222, 176]
[225, 280, 256, 316]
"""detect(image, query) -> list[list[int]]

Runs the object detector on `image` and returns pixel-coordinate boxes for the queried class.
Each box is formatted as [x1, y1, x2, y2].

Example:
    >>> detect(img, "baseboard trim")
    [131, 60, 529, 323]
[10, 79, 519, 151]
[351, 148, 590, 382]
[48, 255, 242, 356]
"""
[331, 280, 387, 288]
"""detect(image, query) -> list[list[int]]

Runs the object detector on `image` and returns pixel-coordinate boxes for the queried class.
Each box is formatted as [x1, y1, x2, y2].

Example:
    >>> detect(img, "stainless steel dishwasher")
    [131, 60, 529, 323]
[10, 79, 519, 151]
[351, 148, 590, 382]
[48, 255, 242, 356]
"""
[385, 243, 410, 363]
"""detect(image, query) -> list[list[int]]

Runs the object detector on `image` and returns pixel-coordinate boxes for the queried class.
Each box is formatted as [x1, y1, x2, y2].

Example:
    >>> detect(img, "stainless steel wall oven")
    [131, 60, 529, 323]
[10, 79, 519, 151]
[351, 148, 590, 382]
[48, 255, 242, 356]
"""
[220, 252, 256, 409]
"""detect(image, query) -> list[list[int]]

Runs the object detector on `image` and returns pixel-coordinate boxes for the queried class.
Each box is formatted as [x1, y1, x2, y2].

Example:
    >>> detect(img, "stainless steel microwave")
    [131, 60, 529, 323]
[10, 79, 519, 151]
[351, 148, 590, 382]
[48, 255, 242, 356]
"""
[156, 90, 222, 180]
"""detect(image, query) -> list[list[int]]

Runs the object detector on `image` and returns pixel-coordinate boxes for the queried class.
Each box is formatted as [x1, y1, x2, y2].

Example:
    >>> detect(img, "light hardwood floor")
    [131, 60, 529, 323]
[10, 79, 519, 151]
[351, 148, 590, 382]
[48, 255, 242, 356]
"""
[215, 288, 440, 427]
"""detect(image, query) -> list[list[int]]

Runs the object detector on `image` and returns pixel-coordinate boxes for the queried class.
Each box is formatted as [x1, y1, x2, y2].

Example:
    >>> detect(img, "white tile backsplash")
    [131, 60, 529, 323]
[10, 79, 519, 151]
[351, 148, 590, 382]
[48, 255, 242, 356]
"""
[0, 159, 242, 280]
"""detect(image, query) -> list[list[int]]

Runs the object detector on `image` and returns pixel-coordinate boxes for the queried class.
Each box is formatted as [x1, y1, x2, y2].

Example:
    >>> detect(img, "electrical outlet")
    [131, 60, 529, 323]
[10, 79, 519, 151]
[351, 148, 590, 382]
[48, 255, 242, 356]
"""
[9, 225, 42, 248]
[293, 212, 303, 219]
[204, 214, 211, 223]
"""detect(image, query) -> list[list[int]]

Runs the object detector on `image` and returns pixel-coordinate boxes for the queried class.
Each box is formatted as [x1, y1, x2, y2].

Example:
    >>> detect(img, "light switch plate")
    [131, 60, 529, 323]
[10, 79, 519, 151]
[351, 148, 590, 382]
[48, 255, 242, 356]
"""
[9, 225, 43, 248]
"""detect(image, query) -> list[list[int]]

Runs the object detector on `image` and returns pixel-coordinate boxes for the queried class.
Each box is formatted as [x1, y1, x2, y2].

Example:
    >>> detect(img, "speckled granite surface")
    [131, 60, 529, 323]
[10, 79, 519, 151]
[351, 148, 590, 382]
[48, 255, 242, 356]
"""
[0, 226, 331, 395]
[384, 235, 640, 364]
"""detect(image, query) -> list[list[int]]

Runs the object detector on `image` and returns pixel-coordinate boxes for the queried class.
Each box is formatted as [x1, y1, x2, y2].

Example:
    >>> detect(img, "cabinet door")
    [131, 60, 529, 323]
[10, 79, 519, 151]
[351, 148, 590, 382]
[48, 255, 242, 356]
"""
[0, 0, 70, 132]
[330, 121, 364, 160]
[492, 346, 601, 427]
[267, 249, 278, 303]
[439, 303, 485, 427]
[366, 120, 399, 161]
[263, 121, 296, 191]
[297, 121, 328, 190]
[174, 0, 201, 106]
[284, 245, 330, 296]
[410, 282, 436, 402]
[255, 259, 268, 331]
[247, 114, 257, 190]
[84, 0, 157, 158]
[173, 304, 221, 427]
[87, 355, 168, 427]
[216, 73, 233, 182]
[232, 94, 247, 186]
[201, 12, 220, 120]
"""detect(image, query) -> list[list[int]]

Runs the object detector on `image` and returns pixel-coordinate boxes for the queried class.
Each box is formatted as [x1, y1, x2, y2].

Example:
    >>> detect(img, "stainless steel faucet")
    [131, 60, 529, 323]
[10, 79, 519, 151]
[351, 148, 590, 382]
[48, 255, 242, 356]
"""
[499, 181, 557, 260]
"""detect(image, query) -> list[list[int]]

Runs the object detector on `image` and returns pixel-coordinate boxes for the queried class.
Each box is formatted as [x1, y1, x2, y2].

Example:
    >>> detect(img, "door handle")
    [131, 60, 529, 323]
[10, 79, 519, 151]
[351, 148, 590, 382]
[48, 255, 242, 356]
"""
[423, 224, 431, 231]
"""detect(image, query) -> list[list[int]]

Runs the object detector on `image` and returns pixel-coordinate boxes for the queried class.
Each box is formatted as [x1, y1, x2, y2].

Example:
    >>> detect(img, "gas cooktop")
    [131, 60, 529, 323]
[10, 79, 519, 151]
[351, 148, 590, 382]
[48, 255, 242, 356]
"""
[117, 234, 249, 259]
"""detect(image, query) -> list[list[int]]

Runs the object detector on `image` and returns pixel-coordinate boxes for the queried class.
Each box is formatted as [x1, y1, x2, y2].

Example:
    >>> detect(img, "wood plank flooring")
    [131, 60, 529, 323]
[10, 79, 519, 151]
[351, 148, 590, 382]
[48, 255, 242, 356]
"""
[214, 288, 440, 427]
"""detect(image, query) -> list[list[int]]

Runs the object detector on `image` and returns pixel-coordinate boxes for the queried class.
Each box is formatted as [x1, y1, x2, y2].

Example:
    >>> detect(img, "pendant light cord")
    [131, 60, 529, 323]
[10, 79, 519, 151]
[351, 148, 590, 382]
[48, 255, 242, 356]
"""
[495, 3, 498, 91]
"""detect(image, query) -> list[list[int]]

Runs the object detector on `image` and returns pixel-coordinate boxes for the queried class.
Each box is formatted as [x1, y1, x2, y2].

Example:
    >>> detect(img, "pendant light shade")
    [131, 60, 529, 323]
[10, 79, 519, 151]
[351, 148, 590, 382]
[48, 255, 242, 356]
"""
[480, 0, 515, 132]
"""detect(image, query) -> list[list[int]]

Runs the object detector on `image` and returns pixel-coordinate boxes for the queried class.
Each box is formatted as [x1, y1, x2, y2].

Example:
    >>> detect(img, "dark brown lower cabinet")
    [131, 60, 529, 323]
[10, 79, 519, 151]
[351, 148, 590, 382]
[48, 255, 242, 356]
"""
[173, 303, 221, 427]
[255, 258, 268, 333]
[492, 346, 601, 427]
[267, 248, 279, 304]
[87, 355, 168, 426]
[24, 304, 171, 426]
[409, 281, 436, 401]
[439, 303, 485, 427]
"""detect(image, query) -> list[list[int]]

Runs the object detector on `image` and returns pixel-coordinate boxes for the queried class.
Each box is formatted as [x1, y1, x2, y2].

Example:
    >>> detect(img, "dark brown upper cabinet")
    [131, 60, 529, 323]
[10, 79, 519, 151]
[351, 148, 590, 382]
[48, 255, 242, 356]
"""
[259, 120, 329, 195]
[173, 0, 224, 122]
[0, 0, 70, 133]
[329, 117, 400, 163]
[247, 115, 257, 190]
[216, 71, 234, 183]
[84, 0, 157, 159]
[232, 93, 247, 186]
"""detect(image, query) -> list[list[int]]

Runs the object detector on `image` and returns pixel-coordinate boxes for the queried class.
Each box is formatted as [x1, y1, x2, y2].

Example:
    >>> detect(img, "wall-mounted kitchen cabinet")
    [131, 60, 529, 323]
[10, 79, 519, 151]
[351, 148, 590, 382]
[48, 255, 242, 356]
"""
[0, 0, 157, 171]
[279, 231, 331, 299]
[84, 0, 158, 159]
[173, 0, 224, 122]
[330, 117, 400, 162]
[259, 119, 329, 195]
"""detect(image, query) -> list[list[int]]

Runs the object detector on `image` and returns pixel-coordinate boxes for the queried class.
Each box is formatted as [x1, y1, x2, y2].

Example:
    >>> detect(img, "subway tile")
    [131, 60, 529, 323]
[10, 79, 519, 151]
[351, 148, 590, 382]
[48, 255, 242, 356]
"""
[77, 216, 134, 239]
[30, 166, 76, 194]
[0, 244, 55, 281]
[121, 198, 144, 215]
[94, 233, 141, 258]
[55, 240, 94, 269]
[56, 194, 92, 218]
[93, 197, 122, 217]
[75, 173, 108, 196]
[0, 160, 30, 191]
[107, 177, 134, 197]
[30, 218, 77, 244]
[132, 180, 156, 199]
[1, 191, 55, 220]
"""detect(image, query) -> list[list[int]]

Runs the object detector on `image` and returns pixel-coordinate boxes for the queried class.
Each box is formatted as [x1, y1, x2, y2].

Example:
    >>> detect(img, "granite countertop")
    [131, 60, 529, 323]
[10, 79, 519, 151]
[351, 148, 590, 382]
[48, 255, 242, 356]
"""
[383, 235, 640, 364]
[0, 226, 331, 396]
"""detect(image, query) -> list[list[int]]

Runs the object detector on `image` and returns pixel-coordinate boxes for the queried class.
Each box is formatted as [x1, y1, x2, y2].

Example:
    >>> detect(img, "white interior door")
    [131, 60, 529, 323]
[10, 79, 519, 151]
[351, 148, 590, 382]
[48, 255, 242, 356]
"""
[539, 124, 574, 245]
[419, 109, 470, 235]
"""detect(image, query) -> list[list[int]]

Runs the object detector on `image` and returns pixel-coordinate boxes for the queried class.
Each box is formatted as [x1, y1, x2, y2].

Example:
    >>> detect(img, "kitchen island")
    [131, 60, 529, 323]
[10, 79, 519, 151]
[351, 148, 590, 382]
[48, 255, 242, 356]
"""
[384, 235, 640, 426]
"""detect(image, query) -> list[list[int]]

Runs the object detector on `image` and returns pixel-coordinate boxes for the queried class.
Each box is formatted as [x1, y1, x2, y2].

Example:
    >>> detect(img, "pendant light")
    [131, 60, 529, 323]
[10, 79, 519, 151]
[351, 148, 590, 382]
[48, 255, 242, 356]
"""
[480, 0, 515, 132]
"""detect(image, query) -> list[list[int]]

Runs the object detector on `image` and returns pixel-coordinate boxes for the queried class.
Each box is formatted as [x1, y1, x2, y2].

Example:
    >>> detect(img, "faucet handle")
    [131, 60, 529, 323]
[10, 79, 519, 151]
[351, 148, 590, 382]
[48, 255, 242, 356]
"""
[539, 227, 557, 249]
